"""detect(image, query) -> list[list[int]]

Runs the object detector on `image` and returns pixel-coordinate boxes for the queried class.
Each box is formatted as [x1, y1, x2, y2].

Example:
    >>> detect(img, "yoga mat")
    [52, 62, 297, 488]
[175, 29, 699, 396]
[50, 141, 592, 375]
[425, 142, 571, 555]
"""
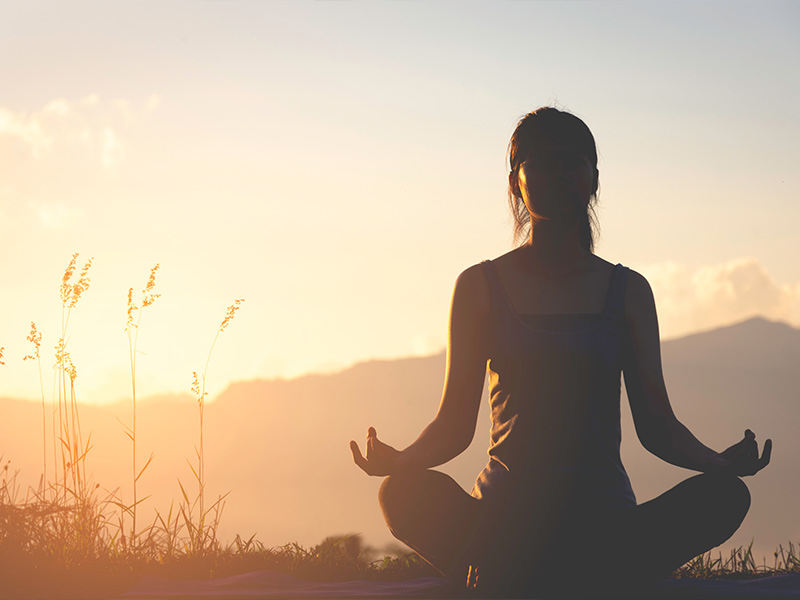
[119, 570, 455, 599]
[652, 574, 800, 598]
[118, 570, 800, 599]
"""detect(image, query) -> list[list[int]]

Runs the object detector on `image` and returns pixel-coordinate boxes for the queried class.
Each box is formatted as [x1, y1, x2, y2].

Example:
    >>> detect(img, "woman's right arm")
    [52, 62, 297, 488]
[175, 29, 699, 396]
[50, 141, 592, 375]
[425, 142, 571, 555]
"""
[393, 264, 491, 470]
[350, 264, 490, 476]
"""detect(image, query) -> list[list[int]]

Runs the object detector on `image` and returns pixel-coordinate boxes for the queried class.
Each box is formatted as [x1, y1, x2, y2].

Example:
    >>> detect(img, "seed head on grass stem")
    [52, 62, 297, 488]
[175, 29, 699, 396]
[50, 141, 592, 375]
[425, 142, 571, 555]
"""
[70, 259, 93, 309]
[54, 338, 78, 383]
[123, 264, 161, 553]
[60, 254, 78, 306]
[142, 265, 160, 307]
[60, 253, 93, 310]
[53, 253, 92, 512]
[24, 322, 42, 361]
[24, 322, 47, 488]
[219, 299, 244, 332]
[182, 298, 244, 558]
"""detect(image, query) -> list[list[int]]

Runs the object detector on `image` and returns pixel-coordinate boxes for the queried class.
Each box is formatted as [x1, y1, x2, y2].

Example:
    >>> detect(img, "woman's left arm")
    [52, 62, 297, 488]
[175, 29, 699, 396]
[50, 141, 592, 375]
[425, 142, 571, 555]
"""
[622, 269, 771, 476]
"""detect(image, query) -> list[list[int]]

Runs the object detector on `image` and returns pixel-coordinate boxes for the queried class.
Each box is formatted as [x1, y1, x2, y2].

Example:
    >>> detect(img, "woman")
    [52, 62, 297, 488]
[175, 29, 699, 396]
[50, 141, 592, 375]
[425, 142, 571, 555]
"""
[349, 107, 772, 597]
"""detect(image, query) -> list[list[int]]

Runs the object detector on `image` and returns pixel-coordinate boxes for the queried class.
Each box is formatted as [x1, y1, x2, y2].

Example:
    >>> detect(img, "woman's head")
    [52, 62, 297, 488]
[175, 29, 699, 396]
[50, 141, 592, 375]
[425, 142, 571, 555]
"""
[507, 107, 599, 251]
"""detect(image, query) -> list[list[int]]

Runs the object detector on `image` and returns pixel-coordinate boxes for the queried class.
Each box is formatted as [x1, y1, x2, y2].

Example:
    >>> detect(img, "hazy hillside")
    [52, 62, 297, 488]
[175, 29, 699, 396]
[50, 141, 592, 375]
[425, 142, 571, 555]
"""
[0, 317, 797, 562]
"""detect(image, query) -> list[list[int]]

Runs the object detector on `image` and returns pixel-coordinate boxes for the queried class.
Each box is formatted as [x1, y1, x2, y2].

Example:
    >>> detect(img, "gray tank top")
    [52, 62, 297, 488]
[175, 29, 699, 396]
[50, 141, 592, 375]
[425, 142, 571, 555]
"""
[472, 260, 637, 513]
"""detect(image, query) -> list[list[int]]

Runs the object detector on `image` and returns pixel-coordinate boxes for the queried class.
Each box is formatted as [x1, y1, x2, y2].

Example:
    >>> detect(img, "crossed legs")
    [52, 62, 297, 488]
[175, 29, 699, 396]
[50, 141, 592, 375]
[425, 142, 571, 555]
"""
[379, 470, 751, 594]
[378, 470, 489, 584]
[616, 473, 751, 584]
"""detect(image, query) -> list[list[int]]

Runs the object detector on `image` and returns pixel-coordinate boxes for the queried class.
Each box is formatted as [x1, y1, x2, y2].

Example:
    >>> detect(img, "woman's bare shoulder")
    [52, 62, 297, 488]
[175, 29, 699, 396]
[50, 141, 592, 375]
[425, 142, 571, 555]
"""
[624, 268, 654, 298]
[459, 247, 526, 308]
[453, 262, 492, 318]
[591, 254, 615, 268]
[490, 247, 524, 267]
[589, 254, 616, 277]
[623, 268, 657, 321]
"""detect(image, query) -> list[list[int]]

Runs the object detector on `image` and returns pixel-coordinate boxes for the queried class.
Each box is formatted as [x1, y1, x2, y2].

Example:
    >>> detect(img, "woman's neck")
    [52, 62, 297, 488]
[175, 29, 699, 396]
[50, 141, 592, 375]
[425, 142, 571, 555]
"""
[524, 222, 591, 275]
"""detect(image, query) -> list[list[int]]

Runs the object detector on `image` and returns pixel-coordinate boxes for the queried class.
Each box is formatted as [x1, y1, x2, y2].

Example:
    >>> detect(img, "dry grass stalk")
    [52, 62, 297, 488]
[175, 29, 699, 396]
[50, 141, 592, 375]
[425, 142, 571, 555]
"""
[4, 255, 800, 595]
[121, 264, 161, 551]
[23, 322, 45, 491]
[183, 298, 244, 557]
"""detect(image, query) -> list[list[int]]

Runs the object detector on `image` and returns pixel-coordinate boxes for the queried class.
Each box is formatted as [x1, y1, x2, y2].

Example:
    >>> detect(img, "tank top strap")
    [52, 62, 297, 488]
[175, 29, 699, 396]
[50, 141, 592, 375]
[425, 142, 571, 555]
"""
[479, 260, 514, 320]
[601, 263, 630, 323]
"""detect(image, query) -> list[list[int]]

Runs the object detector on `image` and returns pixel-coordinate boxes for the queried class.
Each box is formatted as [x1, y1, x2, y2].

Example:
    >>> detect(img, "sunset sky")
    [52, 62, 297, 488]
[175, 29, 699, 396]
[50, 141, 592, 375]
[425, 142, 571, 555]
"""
[1, 1, 798, 405]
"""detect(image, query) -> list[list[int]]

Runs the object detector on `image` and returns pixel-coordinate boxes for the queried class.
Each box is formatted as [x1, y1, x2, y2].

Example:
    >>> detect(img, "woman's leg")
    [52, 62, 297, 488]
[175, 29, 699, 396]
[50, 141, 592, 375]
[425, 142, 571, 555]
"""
[378, 469, 491, 585]
[504, 474, 751, 596]
[616, 473, 751, 584]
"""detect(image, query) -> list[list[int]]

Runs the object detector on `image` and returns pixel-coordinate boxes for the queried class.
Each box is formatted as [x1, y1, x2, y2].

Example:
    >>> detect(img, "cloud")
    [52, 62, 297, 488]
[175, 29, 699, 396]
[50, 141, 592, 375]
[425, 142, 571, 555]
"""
[411, 333, 445, 356]
[100, 127, 125, 169]
[146, 94, 161, 112]
[0, 105, 54, 158]
[43, 99, 71, 117]
[0, 94, 157, 168]
[36, 202, 82, 229]
[113, 99, 133, 125]
[639, 258, 800, 339]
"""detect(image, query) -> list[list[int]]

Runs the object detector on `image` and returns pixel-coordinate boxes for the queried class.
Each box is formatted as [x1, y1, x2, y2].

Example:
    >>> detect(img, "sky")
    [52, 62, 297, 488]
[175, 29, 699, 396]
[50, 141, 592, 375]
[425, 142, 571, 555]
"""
[1, 1, 799, 406]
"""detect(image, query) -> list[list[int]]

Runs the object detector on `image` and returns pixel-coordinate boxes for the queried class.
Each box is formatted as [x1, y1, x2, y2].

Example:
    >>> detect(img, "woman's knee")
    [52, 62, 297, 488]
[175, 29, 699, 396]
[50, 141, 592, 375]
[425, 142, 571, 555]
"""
[682, 473, 750, 510]
[379, 469, 456, 509]
[378, 473, 406, 517]
[378, 470, 428, 526]
[705, 474, 751, 516]
[378, 470, 472, 537]
[699, 474, 751, 543]
[725, 475, 751, 526]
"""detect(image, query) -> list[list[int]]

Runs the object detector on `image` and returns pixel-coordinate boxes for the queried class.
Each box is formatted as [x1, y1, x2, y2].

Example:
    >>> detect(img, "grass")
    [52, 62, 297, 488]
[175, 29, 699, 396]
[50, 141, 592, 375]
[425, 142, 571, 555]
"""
[672, 540, 800, 580]
[0, 254, 799, 599]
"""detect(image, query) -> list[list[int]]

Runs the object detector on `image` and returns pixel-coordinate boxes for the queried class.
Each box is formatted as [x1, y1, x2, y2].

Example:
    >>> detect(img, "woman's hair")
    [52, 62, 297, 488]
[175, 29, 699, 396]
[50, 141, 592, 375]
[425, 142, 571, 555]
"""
[507, 107, 599, 251]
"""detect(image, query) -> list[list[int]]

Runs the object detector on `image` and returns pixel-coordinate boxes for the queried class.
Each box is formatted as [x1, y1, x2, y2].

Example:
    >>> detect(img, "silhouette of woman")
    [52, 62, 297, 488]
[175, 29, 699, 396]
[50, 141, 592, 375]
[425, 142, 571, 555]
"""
[350, 107, 772, 597]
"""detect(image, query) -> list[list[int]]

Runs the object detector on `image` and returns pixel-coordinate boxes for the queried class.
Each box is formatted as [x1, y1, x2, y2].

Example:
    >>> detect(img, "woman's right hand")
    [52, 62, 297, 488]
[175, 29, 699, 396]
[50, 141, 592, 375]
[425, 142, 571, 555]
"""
[349, 427, 402, 477]
[712, 429, 773, 476]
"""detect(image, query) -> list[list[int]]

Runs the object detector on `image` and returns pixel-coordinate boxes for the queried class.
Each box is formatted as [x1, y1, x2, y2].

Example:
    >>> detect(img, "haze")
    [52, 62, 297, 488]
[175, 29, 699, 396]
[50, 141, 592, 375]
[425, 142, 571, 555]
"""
[1, 318, 797, 563]
[1, 2, 798, 406]
[1, 0, 799, 568]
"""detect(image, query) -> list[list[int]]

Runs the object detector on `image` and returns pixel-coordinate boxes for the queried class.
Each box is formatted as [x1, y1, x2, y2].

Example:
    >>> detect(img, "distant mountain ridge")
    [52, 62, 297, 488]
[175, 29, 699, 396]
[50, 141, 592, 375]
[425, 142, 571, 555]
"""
[213, 316, 800, 398]
[0, 316, 797, 560]
[661, 317, 800, 371]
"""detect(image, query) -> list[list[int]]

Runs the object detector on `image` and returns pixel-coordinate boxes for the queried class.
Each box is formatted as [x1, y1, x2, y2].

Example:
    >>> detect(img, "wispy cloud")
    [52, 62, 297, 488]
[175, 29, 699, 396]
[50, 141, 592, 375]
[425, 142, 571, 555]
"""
[411, 332, 444, 356]
[81, 94, 100, 108]
[100, 127, 125, 169]
[640, 258, 800, 339]
[0, 94, 157, 169]
[36, 202, 82, 230]
[146, 94, 161, 113]
[0, 105, 55, 158]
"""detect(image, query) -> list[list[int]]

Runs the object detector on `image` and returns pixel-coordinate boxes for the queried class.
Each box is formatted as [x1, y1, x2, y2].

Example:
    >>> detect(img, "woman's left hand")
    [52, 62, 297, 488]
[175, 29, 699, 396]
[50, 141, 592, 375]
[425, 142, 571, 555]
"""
[715, 429, 773, 477]
[349, 427, 401, 477]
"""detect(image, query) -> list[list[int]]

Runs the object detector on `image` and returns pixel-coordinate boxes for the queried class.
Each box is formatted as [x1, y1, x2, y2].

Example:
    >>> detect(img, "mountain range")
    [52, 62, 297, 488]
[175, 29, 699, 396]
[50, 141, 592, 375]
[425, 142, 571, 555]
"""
[0, 316, 797, 562]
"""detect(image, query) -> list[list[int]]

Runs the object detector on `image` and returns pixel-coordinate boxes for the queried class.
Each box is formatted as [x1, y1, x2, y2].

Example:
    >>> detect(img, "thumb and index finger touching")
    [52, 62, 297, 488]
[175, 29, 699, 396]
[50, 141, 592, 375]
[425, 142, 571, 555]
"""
[724, 429, 773, 475]
[742, 429, 774, 465]
[744, 429, 773, 475]
[349, 426, 379, 473]
[722, 429, 753, 458]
